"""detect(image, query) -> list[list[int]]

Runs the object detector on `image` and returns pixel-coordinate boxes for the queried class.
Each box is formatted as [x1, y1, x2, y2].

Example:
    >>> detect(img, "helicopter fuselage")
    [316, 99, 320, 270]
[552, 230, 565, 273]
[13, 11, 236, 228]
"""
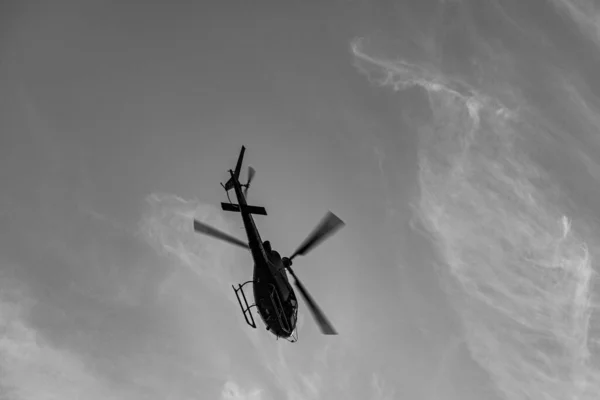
[228, 167, 298, 338]
[252, 247, 298, 338]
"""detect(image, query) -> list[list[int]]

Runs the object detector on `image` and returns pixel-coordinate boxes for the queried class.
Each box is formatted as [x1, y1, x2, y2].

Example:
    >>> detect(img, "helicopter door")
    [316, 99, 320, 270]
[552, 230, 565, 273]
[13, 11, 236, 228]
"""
[266, 250, 290, 300]
[259, 298, 273, 323]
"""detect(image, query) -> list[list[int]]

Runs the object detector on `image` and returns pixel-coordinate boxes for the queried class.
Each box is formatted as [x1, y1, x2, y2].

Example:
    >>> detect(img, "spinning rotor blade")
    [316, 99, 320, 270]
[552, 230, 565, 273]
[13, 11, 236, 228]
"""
[247, 166, 256, 185]
[289, 211, 345, 261]
[243, 166, 255, 196]
[286, 267, 337, 335]
[193, 219, 249, 249]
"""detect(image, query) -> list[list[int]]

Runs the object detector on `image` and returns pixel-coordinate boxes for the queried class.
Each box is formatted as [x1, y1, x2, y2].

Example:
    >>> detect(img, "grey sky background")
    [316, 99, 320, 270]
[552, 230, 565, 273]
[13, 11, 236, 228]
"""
[3, 0, 600, 399]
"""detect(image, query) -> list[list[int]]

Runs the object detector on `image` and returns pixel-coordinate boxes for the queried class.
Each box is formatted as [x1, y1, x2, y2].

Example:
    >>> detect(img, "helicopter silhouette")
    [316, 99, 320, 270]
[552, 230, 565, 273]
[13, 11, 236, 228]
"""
[192, 146, 345, 342]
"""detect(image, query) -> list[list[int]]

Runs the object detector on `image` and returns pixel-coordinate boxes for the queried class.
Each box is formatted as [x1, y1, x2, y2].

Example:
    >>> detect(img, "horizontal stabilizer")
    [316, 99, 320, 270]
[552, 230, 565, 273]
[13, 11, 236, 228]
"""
[221, 203, 267, 215]
[221, 203, 240, 212]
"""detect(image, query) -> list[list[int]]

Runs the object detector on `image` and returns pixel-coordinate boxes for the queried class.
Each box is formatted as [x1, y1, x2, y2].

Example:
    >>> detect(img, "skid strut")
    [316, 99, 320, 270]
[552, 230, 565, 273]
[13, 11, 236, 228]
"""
[232, 281, 257, 329]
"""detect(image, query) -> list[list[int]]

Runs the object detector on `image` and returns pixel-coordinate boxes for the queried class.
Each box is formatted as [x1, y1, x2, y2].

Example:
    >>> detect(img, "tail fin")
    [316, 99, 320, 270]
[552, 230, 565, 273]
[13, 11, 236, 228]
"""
[224, 146, 246, 190]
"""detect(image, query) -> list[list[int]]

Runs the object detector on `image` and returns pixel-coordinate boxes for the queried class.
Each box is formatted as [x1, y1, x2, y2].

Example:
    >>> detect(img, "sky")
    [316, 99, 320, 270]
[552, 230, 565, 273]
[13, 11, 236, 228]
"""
[3, 0, 600, 399]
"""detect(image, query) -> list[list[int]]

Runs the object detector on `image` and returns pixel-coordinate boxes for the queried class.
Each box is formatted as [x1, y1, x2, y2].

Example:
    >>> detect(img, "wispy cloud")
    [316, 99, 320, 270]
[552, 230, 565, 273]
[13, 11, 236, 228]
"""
[1, 190, 257, 400]
[550, 0, 600, 46]
[139, 193, 242, 289]
[221, 380, 264, 400]
[0, 270, 126, 400]
[370, 373, 395, 400]
[352, 37, 600, 400]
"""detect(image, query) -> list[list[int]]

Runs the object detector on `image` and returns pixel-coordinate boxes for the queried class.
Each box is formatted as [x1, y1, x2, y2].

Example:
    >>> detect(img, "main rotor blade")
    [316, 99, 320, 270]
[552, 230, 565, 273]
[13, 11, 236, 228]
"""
[289, 211, 345, 261]
[287, 268, 337, 335]
[193, 219, 249, 249]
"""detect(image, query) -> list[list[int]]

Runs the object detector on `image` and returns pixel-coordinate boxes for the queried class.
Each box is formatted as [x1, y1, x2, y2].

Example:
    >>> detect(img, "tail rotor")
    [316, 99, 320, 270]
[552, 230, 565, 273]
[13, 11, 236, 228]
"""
[243, 166, 255, 197]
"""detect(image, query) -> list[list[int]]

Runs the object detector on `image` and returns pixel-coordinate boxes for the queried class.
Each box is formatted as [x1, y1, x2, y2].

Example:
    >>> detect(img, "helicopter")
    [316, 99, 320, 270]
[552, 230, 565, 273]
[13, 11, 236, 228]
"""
[192, 146, 345, 342]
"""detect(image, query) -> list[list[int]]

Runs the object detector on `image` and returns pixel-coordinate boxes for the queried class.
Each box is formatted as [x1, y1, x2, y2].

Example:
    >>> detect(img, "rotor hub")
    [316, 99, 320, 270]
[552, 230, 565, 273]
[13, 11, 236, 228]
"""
[282, 257, 292, 269]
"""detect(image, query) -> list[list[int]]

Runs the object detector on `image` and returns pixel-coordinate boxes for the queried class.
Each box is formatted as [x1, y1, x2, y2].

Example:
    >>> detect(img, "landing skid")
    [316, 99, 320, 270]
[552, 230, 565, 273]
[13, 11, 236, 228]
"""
[232, 281, 299, 343]
[232, 281, 257, 329]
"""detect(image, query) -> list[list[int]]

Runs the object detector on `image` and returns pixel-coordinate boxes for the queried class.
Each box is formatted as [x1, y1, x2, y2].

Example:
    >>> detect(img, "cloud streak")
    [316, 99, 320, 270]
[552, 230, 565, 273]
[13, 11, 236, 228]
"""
[221, 380, 263, 400]
[352, 37, 600, 400]
[549, 0, 600, 47]
[139, 193, 241, 289]
[0, 270, 127, 400]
